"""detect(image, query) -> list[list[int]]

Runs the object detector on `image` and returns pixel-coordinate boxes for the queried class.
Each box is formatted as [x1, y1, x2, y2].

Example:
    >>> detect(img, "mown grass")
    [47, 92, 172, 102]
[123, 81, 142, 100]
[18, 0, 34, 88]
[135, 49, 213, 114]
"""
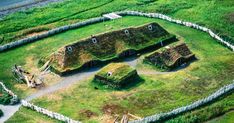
[7, 16, 234, 122]
[0, 0, 233, 45]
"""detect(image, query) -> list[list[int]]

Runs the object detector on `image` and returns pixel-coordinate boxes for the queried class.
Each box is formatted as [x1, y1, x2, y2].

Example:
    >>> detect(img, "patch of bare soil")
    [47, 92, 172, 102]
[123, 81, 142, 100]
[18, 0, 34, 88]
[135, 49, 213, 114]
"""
[79, 109, 97, 118]
[102, 104, 126, 115]
[225, 12, 234, 24]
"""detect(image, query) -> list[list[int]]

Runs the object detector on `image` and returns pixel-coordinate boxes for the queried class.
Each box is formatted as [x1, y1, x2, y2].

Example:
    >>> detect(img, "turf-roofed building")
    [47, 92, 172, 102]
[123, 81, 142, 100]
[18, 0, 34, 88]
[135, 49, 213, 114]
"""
[94, 63, 138, 89]
[145, 43, 195, 70]
[44, 22, 175, 74]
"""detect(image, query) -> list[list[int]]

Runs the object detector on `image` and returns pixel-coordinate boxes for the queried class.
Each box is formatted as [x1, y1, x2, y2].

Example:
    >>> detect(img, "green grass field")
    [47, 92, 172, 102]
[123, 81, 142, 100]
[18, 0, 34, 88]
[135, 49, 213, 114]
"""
[0, 16, 164, 98]
[5, 16, 234, 122]
[1, 0, 234, 122]
[0, 0, 233, 45]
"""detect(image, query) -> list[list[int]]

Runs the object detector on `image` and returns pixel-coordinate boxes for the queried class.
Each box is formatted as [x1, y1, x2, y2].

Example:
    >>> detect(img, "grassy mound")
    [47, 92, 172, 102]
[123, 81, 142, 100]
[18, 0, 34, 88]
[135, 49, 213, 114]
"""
[45, 22, 175, 74]
[94, 63, 138, 89]
[144, 42, 195, 70]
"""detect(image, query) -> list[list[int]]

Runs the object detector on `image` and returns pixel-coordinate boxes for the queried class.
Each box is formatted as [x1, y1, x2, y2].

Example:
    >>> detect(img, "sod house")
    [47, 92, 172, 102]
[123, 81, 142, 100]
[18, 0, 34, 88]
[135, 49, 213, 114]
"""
[44, 22, 176, 74]
[145, 43, 195, 70]
[94, 63, 138, 89]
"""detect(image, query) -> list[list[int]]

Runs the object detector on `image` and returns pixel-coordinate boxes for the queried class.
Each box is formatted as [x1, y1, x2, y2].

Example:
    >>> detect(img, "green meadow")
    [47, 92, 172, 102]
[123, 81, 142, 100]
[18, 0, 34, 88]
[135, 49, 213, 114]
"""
[0, 0, 233, 123]
[5, 16, 234, 122]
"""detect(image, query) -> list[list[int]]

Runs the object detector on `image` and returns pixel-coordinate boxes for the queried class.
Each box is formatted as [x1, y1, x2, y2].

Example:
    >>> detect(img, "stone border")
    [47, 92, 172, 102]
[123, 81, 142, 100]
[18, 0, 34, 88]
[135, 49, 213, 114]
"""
[0, 11, 233, 52]
[129, 81, 234, 123]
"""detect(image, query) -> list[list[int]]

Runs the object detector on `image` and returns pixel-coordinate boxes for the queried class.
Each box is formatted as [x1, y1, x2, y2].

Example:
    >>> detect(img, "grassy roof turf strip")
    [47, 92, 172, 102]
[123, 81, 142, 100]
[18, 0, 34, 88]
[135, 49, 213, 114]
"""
[144, 42, 196, 70]
[44, 22, 175, 74]
[94, 63, 138, 89]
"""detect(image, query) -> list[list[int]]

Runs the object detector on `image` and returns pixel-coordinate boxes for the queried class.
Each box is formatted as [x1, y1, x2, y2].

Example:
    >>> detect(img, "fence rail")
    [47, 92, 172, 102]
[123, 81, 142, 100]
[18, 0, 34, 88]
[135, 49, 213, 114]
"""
[0, 10, 234, 123]
[129, 80, 234, 123]
[0, 11, 233, 52]
[1, 80, 234, 123]
[0, 82, 18, 104]
[0, 17, 108, 52]
[0, 81, 80, 123]
[21, 100, 80, 123]
[117, 11, 234, 51]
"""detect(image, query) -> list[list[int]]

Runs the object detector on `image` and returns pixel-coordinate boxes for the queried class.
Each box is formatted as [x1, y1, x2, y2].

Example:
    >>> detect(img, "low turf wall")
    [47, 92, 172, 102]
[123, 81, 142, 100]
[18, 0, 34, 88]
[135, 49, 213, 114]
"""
[129, 80, 234, 123]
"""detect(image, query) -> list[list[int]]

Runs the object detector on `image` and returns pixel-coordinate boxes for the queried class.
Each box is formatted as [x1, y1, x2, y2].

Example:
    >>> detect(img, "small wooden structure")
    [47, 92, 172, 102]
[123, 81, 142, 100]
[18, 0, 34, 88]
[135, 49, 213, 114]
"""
[12, 65, 45, 88]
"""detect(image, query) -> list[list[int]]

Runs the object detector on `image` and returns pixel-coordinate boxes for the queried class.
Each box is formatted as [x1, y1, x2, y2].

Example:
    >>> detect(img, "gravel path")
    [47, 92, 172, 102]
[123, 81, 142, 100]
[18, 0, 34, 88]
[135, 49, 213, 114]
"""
[0, 66, 101, 122]
[1, 56, 168, 122]
[0, 104, 21, 123]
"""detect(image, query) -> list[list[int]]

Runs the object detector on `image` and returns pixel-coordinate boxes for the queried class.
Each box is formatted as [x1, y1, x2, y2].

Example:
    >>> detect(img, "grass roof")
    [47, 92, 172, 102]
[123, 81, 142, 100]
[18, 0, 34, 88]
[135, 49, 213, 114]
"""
[95, 63, 137, 84]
